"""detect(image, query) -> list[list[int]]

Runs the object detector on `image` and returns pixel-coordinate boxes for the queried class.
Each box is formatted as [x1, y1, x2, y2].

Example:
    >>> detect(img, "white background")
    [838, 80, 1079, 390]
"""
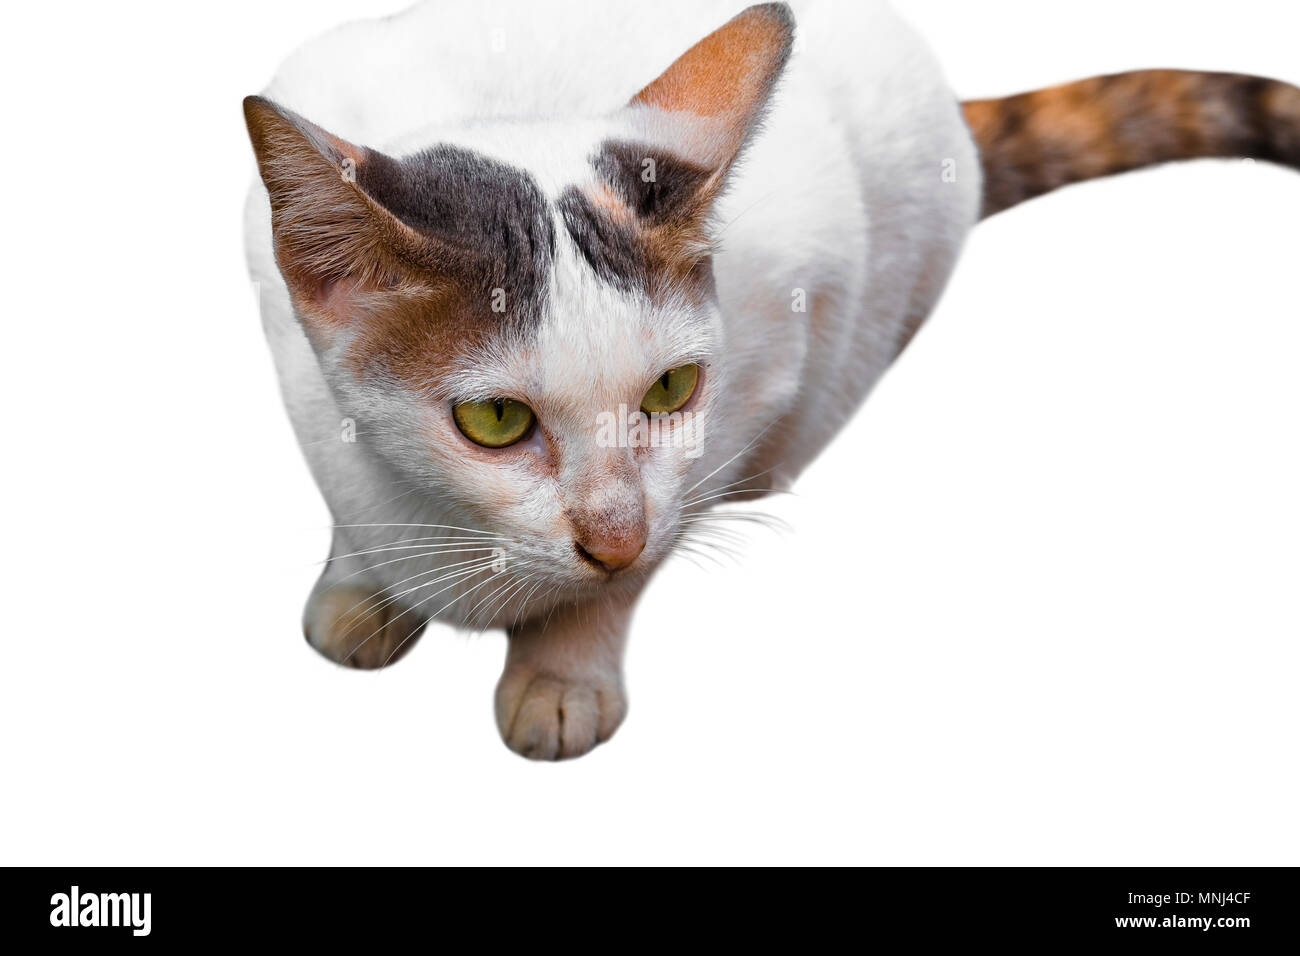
[1, 1, 1296, 865]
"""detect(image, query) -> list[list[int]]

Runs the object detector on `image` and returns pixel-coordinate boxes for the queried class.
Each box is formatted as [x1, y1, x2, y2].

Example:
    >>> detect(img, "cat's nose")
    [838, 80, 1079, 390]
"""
[574, 532, 646, 572]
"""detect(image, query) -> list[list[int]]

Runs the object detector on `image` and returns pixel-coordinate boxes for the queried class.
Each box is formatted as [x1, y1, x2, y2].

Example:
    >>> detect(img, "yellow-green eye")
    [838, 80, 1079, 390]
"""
[641, 363, 699, 415]
[453, 398, 536, 448]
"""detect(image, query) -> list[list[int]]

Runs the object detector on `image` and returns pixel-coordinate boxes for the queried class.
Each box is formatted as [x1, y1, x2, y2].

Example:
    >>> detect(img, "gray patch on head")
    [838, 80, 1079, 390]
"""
[557, 186, 649, 291]
[591, 140, 713, 225]
[356, 145, 555, 330]
[559, 140, 714, 292]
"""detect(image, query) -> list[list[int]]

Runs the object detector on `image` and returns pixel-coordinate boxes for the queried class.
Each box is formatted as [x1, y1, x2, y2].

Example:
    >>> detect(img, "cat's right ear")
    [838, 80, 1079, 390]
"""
[243, 96, 429, 328]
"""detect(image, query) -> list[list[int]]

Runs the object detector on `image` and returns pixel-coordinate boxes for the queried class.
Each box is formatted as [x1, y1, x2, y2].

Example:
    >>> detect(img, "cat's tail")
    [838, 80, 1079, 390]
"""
[962, 69, 1300, 219]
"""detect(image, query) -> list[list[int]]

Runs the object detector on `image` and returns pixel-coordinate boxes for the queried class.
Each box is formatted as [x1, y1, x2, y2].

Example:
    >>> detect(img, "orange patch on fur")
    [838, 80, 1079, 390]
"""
[631, 3, 793, 165]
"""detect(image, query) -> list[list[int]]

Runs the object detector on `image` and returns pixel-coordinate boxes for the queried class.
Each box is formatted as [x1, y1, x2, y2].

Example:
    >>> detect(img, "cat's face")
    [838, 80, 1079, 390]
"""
[322, 176, 725, 598]
[245, 4, 793, 604]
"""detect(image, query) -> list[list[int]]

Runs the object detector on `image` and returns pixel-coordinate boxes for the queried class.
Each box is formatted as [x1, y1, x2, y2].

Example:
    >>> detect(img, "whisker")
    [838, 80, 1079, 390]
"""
[683, 486, 793, 510]
[681, 516, 754, 542]
[672, 541, 727, 568]
[336, 557, 499, 646]
[511, 575, 549, 630]
[322, 537, 502, 566]
[327, 545, 504, 589]
[461, 573, 518, 630]
[467, 573, 533, 634]
[679, 541, 740, 565]
[334, 483, 423, 521]
[327, 523, 499, 536]
[683, 510, 791, 533]
[375, 569, 509, 665]
[298, 432, 363, 447]
[713, 185, 785, 240]
[343, 562, 498, 664]
[678, 530, 744, 560]
[682, 467, 780, 506]
[540, 589, 566, 635]
[682, 422, 777, 497]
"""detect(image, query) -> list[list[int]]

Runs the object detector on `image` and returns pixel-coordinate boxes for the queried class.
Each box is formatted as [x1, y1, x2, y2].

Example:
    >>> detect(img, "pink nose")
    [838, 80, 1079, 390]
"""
[575, 534, 646, 572]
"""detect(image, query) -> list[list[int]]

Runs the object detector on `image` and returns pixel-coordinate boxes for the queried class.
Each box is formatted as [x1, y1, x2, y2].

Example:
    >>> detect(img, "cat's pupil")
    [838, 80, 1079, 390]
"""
[660, 372, 671, 391]
[494, 398, 505, 421]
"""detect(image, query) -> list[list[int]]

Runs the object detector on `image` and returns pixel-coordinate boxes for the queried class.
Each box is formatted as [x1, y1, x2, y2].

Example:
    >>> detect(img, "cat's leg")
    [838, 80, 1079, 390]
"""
[303, 545, 428, 670]
[495, 596, 634, 760]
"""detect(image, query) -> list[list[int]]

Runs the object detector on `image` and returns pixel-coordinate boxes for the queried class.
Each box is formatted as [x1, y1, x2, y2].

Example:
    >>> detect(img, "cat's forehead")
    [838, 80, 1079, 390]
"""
[393, 115, 658, 192]
[357, 120, 717, 398]
[435, 244, 716, 408]
[382, 115, 713, 301]
[537, 240, 716, 394]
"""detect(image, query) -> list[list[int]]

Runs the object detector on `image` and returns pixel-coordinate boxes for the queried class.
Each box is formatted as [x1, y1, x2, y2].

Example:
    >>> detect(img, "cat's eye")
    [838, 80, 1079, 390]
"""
[640, 363, 700, 415]
[453, 398, 536, 448]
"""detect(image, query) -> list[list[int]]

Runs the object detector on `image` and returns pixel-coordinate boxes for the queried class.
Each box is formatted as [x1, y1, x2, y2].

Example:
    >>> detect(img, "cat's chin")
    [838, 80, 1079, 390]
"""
[474, 569, 651, 631]
[557, 570, 650, 603]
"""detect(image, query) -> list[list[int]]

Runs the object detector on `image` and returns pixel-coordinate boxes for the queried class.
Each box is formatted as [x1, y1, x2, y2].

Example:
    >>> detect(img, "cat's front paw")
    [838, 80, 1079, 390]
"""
[494, 669, 627, 761]
[304, 584, 426, 670]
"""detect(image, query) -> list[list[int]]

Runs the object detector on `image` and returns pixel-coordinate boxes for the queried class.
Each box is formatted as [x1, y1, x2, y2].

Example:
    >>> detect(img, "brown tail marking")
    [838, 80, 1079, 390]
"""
[963, 69, 1300, 219]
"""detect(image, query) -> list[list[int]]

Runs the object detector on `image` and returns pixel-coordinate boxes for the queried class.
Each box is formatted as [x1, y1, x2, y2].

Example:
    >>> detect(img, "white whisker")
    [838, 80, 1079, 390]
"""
[682, 466, 780, 506]
[337, 557, 499, 650]
[344, 563, 498, 664]
[682, 422, 777, 497]
[377, 570, 510, 664]
[328, 522, 499, 536]
[334, 483, 423, 521]
[322, 537, 502, 566]
[328, 545, 505, 589]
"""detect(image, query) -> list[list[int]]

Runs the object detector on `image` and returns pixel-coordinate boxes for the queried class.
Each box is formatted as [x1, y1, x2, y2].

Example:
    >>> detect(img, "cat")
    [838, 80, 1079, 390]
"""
[243, 0, 1300, 759]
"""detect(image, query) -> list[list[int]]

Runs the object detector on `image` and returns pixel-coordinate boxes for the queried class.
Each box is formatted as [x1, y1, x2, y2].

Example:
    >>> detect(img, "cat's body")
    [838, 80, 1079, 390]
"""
[247, 0, 976, 534]
[245, 1, 1299, 758]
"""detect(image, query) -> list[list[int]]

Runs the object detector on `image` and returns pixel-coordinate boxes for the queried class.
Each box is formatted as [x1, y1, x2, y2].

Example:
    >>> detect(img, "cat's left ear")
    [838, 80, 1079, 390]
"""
[624, 2, 795, 186]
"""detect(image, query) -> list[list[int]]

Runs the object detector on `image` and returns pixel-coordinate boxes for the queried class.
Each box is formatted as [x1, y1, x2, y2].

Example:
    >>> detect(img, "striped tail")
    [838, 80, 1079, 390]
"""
[963, 69, 1300, 219]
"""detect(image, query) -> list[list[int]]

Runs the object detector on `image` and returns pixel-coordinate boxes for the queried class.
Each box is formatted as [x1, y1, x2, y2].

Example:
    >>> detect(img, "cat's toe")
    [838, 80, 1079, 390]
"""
[304, 584, 426, 670]
[495, 671, 626, 760]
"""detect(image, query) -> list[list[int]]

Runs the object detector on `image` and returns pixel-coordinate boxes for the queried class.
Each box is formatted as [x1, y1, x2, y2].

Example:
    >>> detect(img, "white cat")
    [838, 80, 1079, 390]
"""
[244, 0, 1300, 758]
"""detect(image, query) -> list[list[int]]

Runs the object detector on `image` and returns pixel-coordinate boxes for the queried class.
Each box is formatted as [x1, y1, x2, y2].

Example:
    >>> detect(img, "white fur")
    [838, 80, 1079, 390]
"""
[244, 1, 980, 672]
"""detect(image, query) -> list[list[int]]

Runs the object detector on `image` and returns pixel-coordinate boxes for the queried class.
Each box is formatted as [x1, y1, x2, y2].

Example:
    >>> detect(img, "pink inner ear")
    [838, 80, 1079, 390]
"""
[318, 275, 359, 322]
[291, 273, 361, 339]
[630, 4, 793, 142]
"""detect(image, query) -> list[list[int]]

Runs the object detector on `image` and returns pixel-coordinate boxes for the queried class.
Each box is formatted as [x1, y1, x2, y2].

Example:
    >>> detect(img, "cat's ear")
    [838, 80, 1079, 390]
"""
[569, 3, 793, 284]
[626, 2, 794, 176]
[243, 96, 431, 324]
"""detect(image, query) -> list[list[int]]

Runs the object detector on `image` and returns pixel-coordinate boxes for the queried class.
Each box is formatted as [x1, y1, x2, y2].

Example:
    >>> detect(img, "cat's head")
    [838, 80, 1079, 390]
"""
[244, 4, 793, 604]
